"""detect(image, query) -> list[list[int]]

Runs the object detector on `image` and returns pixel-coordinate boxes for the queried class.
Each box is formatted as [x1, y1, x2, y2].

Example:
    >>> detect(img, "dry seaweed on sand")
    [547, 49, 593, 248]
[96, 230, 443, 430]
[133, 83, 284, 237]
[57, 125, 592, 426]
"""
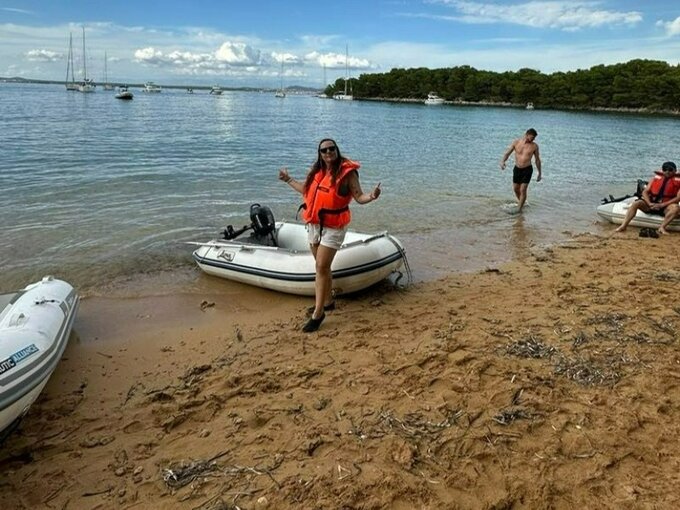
[503, 335, 558, 359]
[377, 408, 464, 439]
[492, 407, 535, 426]
[162, 451, 283, 490]
[553, 355, 621, 386]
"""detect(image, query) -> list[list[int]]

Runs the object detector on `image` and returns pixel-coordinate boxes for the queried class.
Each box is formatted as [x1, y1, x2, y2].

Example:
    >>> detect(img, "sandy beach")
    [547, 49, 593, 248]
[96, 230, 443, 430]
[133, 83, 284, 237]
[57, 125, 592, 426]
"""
[2, 231, 680, 509]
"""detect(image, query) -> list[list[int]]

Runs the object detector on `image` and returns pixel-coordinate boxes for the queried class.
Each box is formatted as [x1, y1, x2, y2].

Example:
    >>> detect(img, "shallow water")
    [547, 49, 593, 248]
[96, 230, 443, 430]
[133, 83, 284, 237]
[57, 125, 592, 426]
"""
[2, 83, 677, 295]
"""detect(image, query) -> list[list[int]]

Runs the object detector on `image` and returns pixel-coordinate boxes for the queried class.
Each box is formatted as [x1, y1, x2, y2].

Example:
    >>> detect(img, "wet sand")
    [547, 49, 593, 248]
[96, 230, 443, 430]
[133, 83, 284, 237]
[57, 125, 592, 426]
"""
[2, 232, 680, 509]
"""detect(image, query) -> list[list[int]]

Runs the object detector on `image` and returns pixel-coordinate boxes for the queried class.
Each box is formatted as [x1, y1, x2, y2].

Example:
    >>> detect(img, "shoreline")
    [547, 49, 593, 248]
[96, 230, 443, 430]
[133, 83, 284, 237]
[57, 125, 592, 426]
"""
[5, 81, 680, 117]
[360, 96, 680, 116]
[2, 231, 680, 508]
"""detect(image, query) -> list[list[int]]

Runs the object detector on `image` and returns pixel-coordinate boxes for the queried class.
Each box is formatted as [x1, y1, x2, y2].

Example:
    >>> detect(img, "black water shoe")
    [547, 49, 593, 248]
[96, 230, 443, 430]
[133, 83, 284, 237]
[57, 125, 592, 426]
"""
[302, 313, 325, 333]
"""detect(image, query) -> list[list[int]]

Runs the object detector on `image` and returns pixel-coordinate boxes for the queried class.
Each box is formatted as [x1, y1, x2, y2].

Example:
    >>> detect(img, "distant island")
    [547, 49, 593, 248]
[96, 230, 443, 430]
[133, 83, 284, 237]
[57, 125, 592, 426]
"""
[323, 59, 680, 115]
[6, 58, 680, 115]
[0, 76, 321, 94]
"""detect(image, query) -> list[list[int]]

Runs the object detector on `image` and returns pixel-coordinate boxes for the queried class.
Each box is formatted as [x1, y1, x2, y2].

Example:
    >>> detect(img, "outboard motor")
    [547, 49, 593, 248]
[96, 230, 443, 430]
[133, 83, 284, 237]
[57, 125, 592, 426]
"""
[221, 223, 250, 240]
[249, 203, 277, 245]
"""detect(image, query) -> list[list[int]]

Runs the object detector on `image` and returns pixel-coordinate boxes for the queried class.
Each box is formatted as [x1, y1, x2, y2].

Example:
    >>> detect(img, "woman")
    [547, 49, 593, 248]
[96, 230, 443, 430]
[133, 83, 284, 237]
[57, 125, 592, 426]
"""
[279, 138, 381, 332]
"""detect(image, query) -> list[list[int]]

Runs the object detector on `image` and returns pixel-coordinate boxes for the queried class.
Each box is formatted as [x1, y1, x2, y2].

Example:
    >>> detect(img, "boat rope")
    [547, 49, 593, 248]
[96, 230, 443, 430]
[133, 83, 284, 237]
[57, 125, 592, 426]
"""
[385, 234, 412, 288]
[34, 298, 59, 305]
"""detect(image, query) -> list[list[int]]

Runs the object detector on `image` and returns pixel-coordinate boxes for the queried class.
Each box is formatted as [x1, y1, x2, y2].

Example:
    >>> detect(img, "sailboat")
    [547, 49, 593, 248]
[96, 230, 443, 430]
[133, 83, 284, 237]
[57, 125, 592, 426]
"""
[65, 32, 77, 90]
[77, 27, 95, 93]
[103, 51, 114, 90]
[274, 58, 286, 98]
[316, 64, 328, 98]
[333, 45, 353, 101]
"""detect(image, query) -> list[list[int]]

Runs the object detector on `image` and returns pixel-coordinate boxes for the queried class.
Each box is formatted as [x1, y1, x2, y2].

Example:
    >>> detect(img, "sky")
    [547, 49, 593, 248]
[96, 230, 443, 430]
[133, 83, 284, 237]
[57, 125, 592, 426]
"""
[2, 0, 680, 88]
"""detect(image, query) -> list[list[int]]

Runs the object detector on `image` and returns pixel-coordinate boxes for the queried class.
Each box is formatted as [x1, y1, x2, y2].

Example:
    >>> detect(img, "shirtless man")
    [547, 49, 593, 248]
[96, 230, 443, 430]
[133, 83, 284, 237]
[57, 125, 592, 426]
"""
[499, 128, 542, 212]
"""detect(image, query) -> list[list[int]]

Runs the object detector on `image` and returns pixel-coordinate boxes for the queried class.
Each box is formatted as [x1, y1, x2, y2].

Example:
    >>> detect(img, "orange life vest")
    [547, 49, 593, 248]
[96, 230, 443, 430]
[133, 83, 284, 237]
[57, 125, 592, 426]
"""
[648, 171, 680, 202]
[301, 159, 360, 229]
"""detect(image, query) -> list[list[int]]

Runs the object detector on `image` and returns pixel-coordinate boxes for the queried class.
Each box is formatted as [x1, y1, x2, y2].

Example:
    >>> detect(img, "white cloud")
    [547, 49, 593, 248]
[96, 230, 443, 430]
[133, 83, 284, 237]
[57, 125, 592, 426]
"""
[271, 51, 301, 65]
[1, 7, 33, 15]
[25, 49, 62, 62]
[656, 16, 680, 37]
[215, 42, 262, 65]
[304, 51, 376, 70]
[428, 0, 642, 30]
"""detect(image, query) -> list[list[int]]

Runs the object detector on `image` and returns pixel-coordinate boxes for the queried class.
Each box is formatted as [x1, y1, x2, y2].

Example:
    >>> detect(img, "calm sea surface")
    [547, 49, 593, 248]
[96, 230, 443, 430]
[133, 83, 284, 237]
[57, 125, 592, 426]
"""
[2, 83, 678, 296]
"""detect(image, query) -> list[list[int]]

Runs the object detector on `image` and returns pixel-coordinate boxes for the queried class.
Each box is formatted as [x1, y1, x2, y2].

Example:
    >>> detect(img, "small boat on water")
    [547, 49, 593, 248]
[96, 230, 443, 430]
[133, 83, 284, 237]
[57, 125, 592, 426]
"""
[333, 45, 354, 101]
[0, 276, 79, 441]
[526, 102, 535, 110]
[424, 92, 445, 105]
[77, 27, 95, 93]
[142, 82, 162, 93]
[191, 204, 408, 296]
[209, 85, 223, 95]
[597, 196, 680, 231]
[115, 85, 133, 100]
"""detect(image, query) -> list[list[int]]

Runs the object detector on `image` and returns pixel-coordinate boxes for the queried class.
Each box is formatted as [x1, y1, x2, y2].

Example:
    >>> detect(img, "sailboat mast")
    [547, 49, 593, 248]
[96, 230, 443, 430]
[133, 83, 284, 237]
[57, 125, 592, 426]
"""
[66, 33, 72, 83]
[82, 26, 87, 81]
[344, 44, 348, 95]
[104, 51, 108, 84]
[70, 34, 75, 82]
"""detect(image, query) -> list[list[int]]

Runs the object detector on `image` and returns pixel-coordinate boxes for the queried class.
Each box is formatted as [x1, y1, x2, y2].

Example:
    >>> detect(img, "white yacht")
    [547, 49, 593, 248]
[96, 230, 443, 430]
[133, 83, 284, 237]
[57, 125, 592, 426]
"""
[209, 85, 223, 95]
[424, 92, 445, 105]
[526, 102, 535, 110]
[142, 82, 162, 93]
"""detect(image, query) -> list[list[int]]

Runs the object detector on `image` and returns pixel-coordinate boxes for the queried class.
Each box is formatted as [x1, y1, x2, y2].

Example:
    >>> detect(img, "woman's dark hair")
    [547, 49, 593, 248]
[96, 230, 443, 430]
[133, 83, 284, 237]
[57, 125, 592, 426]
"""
[304, 138, 346, 192]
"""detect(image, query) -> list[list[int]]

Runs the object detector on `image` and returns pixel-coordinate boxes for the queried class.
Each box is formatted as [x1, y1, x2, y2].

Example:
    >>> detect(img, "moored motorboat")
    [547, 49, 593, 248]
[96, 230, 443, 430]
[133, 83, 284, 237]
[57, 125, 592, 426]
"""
[142, 82, 162, 93]
[424, 92, 445, 105]
[115, 85, 133, 100]
[191, 205, 408, 296]
[0, 276, 79, 441]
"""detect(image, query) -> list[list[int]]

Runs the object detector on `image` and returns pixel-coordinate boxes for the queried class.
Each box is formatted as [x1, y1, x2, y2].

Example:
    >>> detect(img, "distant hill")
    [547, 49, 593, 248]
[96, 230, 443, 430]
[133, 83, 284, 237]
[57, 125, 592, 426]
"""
[0, 76, 322, 93]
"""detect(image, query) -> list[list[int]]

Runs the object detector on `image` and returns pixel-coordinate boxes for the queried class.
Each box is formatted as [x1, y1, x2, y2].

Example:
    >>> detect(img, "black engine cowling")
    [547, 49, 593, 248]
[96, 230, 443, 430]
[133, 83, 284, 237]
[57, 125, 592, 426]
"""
[249, 203, 276, 236]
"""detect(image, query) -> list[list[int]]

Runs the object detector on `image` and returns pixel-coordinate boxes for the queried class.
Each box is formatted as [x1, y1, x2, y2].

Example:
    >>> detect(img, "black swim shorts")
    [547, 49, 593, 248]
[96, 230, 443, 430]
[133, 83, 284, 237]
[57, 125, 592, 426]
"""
[513, 165, 533, 184]
[635, 199, 667, 216]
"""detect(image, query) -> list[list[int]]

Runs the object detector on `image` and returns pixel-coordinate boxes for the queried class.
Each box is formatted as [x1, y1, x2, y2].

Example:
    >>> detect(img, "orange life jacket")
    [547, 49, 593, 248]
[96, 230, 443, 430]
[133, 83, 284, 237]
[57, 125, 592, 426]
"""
[301, 159, 360, 229]
[648, 171, 680, 202]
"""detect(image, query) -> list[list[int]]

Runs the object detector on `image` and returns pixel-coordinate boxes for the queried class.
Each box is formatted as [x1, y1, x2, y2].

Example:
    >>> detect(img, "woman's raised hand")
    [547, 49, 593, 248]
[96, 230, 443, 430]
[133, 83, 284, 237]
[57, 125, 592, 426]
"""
[278, 167, 290, 182]
[371, 182, 382, 200]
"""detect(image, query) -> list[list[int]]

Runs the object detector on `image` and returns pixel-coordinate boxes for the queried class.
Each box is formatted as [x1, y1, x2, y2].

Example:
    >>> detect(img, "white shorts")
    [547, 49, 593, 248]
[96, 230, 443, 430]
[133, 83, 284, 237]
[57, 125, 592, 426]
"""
[306, 223, 347, 250]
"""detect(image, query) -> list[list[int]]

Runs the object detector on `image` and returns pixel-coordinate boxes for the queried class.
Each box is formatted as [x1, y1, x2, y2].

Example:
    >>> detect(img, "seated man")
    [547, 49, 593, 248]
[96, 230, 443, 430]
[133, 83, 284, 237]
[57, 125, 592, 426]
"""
[616, 161, 680, 234]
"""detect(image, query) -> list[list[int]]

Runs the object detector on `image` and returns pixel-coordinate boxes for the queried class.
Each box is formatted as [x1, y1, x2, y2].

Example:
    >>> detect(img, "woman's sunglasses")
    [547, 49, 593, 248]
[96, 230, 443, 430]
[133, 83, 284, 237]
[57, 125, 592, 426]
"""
[319, 146, 337, 154]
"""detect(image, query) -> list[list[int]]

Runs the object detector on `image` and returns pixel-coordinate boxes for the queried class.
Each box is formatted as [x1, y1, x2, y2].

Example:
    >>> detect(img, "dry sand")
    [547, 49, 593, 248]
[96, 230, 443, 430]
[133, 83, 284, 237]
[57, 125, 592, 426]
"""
[2, 233, 680, 509]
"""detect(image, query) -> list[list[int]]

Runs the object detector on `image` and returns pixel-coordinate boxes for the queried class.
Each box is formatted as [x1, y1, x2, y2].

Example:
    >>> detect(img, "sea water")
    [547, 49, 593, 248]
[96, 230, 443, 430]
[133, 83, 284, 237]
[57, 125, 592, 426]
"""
[2, 83, 677, 295]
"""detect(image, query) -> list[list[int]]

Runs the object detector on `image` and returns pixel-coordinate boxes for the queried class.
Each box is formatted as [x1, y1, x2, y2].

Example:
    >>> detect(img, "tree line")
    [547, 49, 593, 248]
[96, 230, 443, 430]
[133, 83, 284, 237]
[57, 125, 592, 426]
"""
[326, 59, 680, 112]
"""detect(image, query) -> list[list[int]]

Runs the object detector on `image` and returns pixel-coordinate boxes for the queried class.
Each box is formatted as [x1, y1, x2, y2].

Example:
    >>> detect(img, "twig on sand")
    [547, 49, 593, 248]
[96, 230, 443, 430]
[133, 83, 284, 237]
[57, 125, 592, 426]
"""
[162, 452, 282, 491]
[82, 486, 114, 497]
[378, 408, 463, 439]
[492, 408, 534, 426]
